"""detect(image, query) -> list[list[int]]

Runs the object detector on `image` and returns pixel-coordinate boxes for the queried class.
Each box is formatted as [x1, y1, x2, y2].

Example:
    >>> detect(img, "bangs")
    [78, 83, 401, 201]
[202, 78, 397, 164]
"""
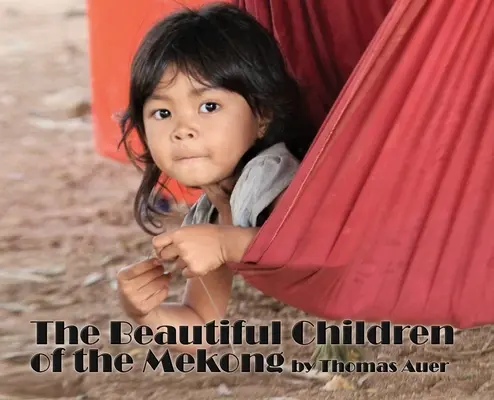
[130, 9, 261, 114]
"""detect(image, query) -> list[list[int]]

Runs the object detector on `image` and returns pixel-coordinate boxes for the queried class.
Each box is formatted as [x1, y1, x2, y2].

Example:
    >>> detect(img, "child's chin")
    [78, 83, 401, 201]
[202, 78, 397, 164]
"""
[172, 169, 231, 189]
[177, 176, 218, 189]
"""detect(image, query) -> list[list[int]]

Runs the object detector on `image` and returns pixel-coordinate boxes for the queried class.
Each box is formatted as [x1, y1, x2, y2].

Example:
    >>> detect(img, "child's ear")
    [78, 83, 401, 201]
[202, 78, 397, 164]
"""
[257, 111, 272, 139]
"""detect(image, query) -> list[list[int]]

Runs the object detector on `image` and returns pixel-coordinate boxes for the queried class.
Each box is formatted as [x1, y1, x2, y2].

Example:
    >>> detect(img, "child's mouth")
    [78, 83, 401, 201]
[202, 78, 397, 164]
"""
[176, 156, 206, 161]
[174, 154, 207, 161]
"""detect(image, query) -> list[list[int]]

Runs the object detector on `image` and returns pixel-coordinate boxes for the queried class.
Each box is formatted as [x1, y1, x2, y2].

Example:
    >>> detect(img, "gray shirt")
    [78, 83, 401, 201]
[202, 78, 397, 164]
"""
[182, 142, 299, 228]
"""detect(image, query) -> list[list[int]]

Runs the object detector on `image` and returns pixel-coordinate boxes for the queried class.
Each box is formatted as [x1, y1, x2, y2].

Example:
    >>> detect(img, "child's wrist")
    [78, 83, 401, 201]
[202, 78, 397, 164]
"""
[218, 210, 232, 225]
[218, 226, 259, 263]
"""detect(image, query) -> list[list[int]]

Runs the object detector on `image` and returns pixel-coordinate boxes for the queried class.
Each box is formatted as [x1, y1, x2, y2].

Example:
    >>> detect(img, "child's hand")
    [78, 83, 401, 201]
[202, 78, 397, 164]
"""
[152, 225, 227, 279]
[116, 258, 171, 318]
[203, 178, 236, 222]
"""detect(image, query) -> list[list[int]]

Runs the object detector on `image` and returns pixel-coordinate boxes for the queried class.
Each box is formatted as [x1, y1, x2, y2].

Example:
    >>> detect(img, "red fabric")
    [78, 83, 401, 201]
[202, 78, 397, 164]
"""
[231, 0, 494, 329]
[234, 0, 395, 128]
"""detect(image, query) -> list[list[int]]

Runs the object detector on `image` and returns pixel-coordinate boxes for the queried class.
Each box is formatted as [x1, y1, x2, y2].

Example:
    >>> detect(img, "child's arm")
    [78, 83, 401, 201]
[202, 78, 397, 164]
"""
[153, 183, 285, 279]
[219, 225, 260, 263]
[120, 262, 235, 353]
[117, 222, 260, 353]
[118, 192, 280, 352]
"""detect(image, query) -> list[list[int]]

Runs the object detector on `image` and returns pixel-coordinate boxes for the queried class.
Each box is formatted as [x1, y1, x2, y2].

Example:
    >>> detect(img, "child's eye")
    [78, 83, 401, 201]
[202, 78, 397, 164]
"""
[152, 109, 171, 120]
[199, 102, 220, 113]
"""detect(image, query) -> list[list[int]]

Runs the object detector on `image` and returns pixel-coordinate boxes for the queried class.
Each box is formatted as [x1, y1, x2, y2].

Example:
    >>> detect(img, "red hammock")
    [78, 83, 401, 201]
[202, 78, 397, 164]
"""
[230, 0, 494, 329]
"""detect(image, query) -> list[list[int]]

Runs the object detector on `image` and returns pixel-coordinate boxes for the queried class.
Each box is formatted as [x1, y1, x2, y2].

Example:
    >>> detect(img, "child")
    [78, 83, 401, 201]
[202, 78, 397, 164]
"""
[116, 2, 315, 352]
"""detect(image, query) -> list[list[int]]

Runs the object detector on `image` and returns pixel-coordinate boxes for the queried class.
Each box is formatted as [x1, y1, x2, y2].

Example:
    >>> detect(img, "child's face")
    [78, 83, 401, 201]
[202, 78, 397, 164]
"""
[143, 67, 264, 188]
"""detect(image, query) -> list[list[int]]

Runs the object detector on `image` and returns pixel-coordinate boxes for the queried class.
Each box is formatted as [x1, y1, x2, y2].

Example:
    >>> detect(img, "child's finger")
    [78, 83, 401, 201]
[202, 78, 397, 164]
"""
[152, 233, 174, 250]
[156, 243, 180, 261]
[144, 286, 170, 311]
[175, 258, 187, 270]
[143, 274, 171, 298]
[118, 258, 160, 281]
[160, 260, 177, 273]
[134, 265, 168, 290]
[181, 265, 204, 279]
[181, 267, 193, 279]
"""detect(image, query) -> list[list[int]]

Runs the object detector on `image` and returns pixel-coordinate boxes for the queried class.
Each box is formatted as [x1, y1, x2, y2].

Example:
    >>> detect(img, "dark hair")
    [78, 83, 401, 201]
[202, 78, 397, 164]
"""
[119, 2, 316, 234]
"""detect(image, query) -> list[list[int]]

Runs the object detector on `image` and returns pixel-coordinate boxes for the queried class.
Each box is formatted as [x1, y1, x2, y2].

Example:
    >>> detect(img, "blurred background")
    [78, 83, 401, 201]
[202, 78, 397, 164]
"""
[0, 1, 493, 399]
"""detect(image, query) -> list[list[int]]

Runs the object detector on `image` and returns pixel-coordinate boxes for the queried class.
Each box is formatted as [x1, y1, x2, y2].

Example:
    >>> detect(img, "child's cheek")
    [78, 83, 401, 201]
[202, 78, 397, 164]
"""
[147, 142, 171, 172]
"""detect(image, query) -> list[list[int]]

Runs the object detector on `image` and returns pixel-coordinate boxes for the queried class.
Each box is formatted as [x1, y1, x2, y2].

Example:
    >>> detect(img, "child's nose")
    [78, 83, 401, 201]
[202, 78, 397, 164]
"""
[172, 127, 198, 141]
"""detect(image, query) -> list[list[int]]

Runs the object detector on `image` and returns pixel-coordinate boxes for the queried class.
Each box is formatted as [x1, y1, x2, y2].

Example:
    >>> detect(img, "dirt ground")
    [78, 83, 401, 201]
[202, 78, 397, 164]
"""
[1, 1, 493, 399]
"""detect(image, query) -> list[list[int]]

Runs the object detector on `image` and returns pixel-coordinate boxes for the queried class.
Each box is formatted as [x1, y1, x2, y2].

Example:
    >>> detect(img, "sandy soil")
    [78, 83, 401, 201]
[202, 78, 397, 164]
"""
[1, 1, 493, 399]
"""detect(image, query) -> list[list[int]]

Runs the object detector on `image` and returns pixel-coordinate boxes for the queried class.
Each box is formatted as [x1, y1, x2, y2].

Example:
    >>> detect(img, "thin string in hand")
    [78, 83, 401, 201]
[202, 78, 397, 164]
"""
[148, 245, 237, 356]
